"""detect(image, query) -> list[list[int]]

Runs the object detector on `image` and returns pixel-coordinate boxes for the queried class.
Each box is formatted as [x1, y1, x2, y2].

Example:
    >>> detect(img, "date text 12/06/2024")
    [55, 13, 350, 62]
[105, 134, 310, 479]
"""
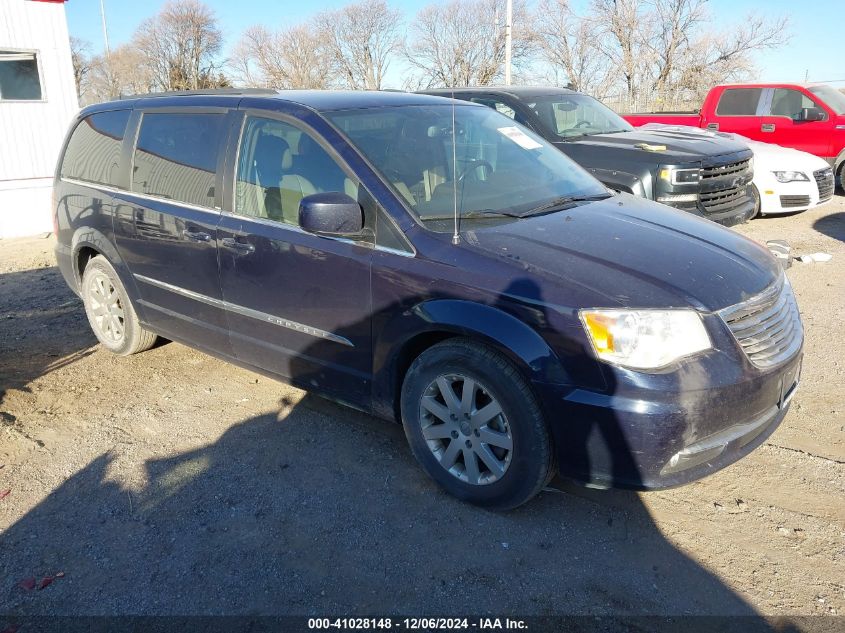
[307, 618, 528, 630]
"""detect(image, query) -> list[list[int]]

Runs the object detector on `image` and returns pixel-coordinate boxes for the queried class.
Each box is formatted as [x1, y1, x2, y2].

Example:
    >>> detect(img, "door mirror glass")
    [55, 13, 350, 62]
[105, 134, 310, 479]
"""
[299, 192, 363, 236]
[797, 107, 826, 122]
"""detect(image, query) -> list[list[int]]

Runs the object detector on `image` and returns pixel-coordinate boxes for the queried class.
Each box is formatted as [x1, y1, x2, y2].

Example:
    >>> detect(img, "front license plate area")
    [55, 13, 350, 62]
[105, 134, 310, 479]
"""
[779, 358, 802, 409]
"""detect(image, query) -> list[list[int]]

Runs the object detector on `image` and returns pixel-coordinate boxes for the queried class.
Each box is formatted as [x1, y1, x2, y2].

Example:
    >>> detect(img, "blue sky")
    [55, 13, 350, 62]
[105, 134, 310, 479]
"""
[65, 0, 843, 89]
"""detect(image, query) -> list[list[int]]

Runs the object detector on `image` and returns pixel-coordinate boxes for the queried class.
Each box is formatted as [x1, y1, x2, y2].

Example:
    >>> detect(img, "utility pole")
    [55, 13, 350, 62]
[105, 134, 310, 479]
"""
[100, 0, 110, 57]
[504, 0, 512, 86]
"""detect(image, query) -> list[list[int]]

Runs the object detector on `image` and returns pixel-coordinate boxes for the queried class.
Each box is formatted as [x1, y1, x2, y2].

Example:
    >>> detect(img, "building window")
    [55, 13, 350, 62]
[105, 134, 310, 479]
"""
[0, 51, 42, 101]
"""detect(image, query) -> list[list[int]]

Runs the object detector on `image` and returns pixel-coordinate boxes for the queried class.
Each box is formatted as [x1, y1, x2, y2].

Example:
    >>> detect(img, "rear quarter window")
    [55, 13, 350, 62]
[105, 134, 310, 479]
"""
[60, 110, 131, 187]
[131, 112, 226, 208]
[715, 88, 763, 116]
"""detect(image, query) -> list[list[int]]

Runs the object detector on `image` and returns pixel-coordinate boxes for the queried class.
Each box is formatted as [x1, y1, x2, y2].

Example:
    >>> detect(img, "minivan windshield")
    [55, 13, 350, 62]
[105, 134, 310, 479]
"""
[808, 84, 845, 115]
[326, 104, 609, 225]
[525, 94, 634, 139]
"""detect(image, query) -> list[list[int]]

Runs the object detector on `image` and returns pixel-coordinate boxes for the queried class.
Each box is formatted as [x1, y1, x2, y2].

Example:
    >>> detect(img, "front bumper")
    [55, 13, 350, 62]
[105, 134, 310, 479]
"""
[537, 327, 802, 490]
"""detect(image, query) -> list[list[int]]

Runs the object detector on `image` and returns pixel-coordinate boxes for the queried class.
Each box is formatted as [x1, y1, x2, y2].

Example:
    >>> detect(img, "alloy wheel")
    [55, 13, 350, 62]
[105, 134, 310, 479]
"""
[87, 271, 125, 344]
[418, 373, 513, 485]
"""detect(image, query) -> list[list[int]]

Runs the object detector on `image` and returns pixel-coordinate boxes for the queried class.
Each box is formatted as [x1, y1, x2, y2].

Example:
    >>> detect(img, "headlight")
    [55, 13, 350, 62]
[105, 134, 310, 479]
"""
[772, 171, 809, 183]
[580, 309, 711, 370]
[659, 167, 701, 185]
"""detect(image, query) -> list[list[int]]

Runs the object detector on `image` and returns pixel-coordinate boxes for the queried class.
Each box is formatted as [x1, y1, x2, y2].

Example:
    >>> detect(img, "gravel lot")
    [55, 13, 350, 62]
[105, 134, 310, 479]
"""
[0, 197, 843, 623]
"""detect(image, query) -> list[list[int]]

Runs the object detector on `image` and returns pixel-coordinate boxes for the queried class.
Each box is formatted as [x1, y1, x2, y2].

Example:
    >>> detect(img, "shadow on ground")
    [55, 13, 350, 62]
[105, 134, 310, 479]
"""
[813, 212, 845, 243]
[0, 265, 96, 407]
[0, 268, 802, 631]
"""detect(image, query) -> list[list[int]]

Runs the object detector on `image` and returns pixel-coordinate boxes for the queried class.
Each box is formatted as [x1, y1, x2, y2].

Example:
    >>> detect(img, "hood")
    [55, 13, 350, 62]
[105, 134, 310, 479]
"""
[639, 123, 830, 171]
[557, 128, 751, 165]
[745, 140, 832, 172]
[461, 194, 780, 312]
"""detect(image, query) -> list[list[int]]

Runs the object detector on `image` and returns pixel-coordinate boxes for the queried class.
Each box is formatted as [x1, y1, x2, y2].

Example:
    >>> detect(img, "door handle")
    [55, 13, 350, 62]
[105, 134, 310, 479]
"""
[183, 229, 211, 242]
[761, 123, 775, 132]
[221, 237, 256, 254]
[706, 123, 719, 130]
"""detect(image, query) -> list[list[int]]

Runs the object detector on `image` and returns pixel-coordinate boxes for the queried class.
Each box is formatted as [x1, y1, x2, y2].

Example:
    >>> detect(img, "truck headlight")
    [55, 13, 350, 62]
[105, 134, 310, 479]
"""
[772, 171, 809, 183]
[580, 309, 711, 370]
[659, 167, 701, 185]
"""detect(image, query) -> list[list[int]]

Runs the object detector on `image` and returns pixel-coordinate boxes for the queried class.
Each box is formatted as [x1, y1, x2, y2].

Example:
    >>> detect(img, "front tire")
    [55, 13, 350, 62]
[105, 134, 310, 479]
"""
[400, 338, 554, 510]
[81, 255, 157, 356]
[751, 183, 763, 218]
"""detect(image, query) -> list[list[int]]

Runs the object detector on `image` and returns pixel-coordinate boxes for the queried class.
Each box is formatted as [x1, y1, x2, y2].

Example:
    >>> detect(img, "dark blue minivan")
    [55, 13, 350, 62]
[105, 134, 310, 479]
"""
[53, 89, 803, 509]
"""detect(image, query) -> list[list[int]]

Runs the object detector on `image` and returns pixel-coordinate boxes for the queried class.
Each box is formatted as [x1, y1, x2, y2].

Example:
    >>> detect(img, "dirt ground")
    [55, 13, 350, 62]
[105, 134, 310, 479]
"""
[0, 197, 843, 623]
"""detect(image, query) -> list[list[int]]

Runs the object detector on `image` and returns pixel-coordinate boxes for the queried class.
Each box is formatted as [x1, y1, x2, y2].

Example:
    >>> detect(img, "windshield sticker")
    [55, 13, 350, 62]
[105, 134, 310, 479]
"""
[497, 126, 542, 150]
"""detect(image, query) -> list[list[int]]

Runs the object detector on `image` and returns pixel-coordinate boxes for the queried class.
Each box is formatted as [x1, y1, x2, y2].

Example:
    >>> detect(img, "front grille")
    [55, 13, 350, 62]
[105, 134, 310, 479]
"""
[700, 186, 747, 213]
[702, 159, 750, 180]
[814, 167, 834, 202]
[780, 195, 811, 208]
[719, 277, 803, 369]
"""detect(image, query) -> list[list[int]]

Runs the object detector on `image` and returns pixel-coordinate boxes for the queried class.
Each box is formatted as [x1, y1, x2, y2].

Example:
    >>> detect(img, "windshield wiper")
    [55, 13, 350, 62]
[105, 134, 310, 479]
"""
[420, 209, 521, 221]
[517, 193, 612, 217]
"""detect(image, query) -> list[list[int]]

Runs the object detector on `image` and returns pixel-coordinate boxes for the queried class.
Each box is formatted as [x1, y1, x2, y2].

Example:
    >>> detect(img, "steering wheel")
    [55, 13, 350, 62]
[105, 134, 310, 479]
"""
[457, 159, 494, 183]
[574, 120, 593, 129]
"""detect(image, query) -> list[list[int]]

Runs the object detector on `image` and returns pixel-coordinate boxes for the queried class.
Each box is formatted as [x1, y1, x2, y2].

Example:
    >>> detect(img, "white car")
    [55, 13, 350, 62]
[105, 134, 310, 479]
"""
[640, 124, 836, 216]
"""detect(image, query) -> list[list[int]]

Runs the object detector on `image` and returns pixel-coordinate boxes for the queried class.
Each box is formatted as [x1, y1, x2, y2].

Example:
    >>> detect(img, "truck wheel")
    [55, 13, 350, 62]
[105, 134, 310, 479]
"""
[400, 338, 554, 510]
[81, 255, 157, 356]
[838, 163, 845, 193]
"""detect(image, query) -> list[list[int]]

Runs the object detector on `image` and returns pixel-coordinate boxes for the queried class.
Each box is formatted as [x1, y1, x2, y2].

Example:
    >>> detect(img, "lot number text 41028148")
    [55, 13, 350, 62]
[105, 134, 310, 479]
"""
[307, 618, 529, 630]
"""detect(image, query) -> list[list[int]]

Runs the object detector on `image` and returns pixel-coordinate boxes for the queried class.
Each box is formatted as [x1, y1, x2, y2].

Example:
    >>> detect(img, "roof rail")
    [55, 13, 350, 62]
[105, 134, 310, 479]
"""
[115, 88, 279, 100]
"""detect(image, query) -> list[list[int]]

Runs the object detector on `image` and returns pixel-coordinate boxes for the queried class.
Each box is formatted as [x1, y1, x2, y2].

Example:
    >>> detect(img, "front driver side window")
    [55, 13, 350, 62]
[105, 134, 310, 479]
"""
[235, 117, 357, 225]
[770, 89, 819, 119]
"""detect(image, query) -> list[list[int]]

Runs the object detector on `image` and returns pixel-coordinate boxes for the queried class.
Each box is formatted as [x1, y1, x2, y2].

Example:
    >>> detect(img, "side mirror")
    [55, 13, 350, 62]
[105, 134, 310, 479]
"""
[797, 107, 826, 122]
[298, 192, 363, 236]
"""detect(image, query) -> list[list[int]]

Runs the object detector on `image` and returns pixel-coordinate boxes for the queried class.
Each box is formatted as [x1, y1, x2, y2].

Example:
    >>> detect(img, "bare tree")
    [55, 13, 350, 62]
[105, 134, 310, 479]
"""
[69, 36, 92, 101]
[231, 24, 334, 89]
[315, 0, 401, 90]
[85, 46, 154, 103]
[133, 0, 225, 91]
[533, 0, 617, 98]
[404, 0, 533, 88]
[587, 0, 788, 110]
[590, 0, 651, 102]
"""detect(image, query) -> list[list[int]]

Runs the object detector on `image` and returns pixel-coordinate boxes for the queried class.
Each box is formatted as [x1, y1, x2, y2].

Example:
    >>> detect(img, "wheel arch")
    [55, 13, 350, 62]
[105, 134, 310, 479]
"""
[372, 299, 573, 421]
[71, 227, 122, 280]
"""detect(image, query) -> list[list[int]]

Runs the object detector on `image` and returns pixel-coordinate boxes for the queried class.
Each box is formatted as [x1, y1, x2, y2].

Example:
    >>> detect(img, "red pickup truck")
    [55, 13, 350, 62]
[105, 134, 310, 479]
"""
[624, 83, 845, 187]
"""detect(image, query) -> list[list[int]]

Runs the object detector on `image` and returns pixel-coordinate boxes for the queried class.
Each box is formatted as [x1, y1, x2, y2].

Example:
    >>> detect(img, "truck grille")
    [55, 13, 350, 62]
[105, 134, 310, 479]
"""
[780, 195, 810, 208]
[701, 159, 750, 180]
[700, 186, 747, 213]
[719, 277, 803, 369]
[814, 167, 834, 202]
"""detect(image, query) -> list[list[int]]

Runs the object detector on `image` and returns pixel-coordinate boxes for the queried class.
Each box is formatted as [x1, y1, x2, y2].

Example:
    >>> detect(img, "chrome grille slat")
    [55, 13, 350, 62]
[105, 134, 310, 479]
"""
[814, 168, 834, 202]
[730, 293, 790, 335]
[719, 277, 803, 368]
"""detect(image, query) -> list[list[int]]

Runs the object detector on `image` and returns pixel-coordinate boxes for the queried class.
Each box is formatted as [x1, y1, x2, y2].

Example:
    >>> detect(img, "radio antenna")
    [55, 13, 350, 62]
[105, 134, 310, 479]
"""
[450, 91, 461, 245]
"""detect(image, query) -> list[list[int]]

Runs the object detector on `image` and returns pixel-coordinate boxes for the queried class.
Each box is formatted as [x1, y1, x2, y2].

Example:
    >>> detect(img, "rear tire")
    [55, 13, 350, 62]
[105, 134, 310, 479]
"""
[81, 255, 157, 356]
[400, 338, 554, 510]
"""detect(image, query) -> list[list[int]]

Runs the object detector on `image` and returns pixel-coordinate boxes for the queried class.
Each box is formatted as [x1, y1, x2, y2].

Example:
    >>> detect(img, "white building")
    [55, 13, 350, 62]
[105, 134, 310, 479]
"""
[0, 0, 78, 239]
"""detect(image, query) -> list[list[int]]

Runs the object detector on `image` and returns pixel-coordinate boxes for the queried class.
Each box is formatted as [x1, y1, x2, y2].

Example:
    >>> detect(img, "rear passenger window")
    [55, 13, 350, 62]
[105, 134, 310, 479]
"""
[61, 110, 131, 187]
[235, 116, 354, 225]
[132, 112, 226, 208]
[715, 89, 763, 116]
